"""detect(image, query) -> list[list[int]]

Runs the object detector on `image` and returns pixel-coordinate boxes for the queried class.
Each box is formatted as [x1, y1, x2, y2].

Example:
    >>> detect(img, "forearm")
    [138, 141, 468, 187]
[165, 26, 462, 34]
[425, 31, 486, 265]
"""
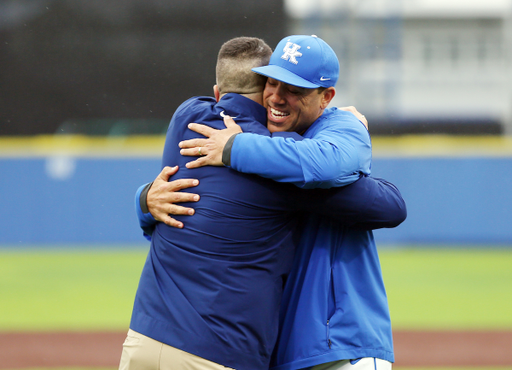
[305, 175, 407, 229]
[360, 177, 407, 229]
[229, 131, 370, 189]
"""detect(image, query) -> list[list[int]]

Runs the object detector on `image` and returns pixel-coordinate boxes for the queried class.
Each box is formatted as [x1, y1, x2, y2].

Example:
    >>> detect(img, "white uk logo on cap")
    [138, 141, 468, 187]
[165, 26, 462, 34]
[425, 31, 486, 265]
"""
[281, 42, 302, 65]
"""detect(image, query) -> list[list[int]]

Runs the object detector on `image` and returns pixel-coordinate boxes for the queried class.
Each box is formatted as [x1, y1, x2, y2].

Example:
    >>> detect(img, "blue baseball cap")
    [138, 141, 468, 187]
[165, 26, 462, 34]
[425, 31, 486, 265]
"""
[252, 35, 339, 89]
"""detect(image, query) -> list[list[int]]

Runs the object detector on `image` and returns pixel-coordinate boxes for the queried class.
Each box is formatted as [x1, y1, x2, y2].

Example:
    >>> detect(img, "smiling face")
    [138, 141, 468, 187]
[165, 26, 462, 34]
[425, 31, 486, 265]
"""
[263, 78, 335, 134]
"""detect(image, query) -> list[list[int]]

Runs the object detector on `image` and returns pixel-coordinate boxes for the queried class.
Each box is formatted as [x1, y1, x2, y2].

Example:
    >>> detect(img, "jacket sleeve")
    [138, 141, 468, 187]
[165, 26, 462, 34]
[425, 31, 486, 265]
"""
[304, 175, 407, 230]
[228, 112, 371, 189]
[135, 182, 157, 241]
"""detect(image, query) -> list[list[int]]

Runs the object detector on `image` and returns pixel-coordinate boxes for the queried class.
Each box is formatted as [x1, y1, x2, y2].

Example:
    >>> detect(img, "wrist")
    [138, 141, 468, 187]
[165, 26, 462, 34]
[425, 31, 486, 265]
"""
[222, 133, 240, 166]
[140, 182, 153, 214]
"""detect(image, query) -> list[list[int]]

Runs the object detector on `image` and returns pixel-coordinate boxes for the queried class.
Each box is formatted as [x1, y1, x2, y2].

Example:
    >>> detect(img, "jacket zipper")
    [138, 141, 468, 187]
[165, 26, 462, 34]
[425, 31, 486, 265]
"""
[327, 320, 332, 348]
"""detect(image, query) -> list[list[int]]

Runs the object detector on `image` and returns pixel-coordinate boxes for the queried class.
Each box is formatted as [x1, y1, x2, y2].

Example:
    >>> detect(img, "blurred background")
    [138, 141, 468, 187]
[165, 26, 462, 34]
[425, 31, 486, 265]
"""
[3, 0, 512, 136]
[1, 1, 512, 368]
[1, 0, 511, 246]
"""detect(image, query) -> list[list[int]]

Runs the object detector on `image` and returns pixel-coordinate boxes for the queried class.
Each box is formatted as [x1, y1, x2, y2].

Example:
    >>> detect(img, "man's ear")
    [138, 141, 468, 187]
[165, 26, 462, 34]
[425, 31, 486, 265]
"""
[320, 87, 336, 109]
[213, 85, 220, 102]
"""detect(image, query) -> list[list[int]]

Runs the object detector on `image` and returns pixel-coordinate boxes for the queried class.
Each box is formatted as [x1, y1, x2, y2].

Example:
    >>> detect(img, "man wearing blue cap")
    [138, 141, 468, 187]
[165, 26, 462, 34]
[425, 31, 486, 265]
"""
[182, 35, 369, 189]
[176, 35, 395, 370]
[137, 35, 402, 370]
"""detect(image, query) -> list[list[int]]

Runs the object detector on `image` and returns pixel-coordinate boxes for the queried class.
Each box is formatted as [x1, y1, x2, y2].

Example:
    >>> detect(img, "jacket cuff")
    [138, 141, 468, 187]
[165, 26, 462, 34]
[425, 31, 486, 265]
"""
[140, 182, 153, 214]
[222, 133, 240, 166]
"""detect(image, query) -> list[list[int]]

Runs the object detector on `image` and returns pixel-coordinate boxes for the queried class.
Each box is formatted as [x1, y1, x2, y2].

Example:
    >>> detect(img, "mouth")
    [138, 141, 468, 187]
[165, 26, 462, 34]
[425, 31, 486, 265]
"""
[268, 107, 290, 122]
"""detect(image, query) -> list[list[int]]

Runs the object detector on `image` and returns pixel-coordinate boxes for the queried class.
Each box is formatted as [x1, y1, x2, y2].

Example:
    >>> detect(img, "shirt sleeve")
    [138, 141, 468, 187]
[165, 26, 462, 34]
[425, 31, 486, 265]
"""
[304, 175, 407, 230]
[135, 182, 157, 241]
[229, 111, 371, 189]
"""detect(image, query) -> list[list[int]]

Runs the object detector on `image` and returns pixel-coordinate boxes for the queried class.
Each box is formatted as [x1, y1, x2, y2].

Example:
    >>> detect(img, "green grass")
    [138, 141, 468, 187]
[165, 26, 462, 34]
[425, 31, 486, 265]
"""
[380, 247, 512, 330]
[1, 246, 512, 332]
[0, 247, 148, 331]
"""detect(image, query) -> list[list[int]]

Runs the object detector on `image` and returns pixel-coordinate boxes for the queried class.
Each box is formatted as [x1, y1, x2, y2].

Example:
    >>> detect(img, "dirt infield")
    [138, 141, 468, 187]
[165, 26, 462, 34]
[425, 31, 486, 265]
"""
[1, 330, 511, 369]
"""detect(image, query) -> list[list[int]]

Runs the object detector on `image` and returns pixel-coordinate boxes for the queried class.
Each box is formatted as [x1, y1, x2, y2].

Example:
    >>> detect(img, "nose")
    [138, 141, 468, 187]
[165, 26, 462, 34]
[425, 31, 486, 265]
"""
[269, 83, 286, 105]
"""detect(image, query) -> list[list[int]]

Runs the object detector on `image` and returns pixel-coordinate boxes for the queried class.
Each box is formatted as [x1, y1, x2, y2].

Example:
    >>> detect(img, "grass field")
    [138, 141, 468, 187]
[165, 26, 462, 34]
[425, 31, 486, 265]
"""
[0, 247, 148, 331]
[380, 247, 512, 330]
[1, 246, 511, 331]
[1, 246, 511, 370]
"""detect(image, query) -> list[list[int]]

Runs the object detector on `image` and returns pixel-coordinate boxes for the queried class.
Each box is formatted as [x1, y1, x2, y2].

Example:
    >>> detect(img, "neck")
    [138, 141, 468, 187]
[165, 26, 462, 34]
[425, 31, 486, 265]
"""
[219, 91, 263, 106]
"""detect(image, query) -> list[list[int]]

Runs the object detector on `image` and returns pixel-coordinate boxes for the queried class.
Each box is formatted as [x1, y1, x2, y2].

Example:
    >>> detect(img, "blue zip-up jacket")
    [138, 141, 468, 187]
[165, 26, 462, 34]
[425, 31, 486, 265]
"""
[130, 94, 406, 370]
[226, 107, 401, 369]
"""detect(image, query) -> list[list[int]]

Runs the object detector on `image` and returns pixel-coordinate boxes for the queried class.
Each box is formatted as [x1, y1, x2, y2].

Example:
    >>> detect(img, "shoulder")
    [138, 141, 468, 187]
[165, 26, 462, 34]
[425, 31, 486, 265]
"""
[321, 107, 361, 126]
[168, 96, 217, 127]
[305, 107, 366, 138]
[175, 96, 216, 116]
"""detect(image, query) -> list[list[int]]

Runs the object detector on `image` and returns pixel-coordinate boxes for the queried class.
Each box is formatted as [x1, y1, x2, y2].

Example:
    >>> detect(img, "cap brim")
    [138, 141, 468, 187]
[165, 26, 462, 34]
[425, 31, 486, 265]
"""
[252, 65, 320, 89]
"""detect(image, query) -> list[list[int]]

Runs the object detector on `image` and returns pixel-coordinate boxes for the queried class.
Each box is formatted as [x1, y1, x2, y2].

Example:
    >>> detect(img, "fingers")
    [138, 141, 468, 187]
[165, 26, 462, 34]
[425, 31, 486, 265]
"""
[187, 123, 215, 137]
[180, 119, 241, 161]
[150, 179, 200, 208]
[339, 106, 356, 113]
[167, 178, 200, 192]
[157, 165, 179, 181]
[182, 149, 224, 168]
[153, 192, 199, 229]
[148, 199, 199, 229]
[223, 115, 243, 133]
[179, 138, 208, 150]
[339, 106, 363, 120]
[180, 144, 225, 168]
[339, 106, 368, 129]
[161, 216, 185, 229]
[147, 171, 200, 228]
[158, 197, 198, 228]
[180, 147, 203, 157]
[360, 116, 368, 130]
[223, 115, 236, 128]
[184, 158, 207, 169]
[160, 189, 200, 205]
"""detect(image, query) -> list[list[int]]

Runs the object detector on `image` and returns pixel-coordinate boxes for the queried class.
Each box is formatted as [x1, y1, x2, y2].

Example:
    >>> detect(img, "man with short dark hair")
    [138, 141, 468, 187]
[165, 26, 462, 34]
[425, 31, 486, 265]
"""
[121, 36, 405, 370]
[153, 35, 403, 370]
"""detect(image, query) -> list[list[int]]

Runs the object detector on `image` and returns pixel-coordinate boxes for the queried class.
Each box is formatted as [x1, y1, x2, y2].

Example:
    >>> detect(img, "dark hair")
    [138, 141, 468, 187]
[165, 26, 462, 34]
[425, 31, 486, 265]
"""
[218, 37, 272, 60]
[216, 37, 272, 95]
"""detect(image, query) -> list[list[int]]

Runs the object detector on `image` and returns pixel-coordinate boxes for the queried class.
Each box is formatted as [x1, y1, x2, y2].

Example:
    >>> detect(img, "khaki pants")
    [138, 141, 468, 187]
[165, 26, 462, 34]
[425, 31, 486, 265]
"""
[309, 358, 392, 370]
[119, 329, 235, 370]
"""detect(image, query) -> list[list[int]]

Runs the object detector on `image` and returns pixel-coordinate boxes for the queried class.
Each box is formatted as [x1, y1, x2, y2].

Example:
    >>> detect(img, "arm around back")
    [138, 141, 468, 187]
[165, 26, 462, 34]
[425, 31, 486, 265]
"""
[229, 109, 371, 189]
[362, 176, 407, 229]
[304, 175, 407, 230]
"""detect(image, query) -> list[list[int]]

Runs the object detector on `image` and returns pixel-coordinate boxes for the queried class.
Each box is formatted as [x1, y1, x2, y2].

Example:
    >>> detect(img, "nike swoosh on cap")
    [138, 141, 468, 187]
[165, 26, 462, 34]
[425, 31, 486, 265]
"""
[320, 77, 331, 81]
